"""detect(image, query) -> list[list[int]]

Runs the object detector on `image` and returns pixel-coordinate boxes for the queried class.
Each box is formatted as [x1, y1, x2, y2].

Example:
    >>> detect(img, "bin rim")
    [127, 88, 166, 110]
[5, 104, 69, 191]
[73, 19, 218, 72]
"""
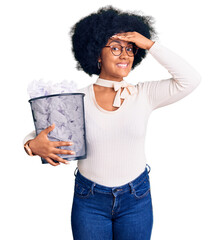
[28, 92, 85, 103]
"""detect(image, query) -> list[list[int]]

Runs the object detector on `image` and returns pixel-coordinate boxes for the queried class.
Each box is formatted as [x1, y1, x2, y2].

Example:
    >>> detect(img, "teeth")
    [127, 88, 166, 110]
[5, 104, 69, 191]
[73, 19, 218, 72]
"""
[117, 64, 128, 68]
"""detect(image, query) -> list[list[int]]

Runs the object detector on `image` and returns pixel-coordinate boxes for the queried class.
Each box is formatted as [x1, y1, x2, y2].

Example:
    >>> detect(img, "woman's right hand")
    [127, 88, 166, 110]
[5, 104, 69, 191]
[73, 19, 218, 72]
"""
[28, 123, 75, 166]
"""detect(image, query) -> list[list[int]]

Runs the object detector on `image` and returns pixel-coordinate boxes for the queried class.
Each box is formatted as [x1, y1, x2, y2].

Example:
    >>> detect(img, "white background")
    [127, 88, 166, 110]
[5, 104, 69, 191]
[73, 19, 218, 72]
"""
[0, 0, 223, 239]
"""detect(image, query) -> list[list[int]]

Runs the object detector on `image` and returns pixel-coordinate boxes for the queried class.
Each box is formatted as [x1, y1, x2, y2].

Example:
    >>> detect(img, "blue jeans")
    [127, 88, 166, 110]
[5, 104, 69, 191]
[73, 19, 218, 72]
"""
[71, 164, 153, 240]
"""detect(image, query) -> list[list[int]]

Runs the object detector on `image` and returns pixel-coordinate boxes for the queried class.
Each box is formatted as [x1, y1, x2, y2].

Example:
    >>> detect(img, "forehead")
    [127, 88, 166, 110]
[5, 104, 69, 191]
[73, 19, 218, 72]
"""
[107, 38, 133, 45]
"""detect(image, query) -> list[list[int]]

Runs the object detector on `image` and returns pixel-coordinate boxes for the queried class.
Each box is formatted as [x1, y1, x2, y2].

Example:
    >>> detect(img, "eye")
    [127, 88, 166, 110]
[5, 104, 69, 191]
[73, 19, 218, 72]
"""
[126, 47, 133, 52]
[126, 45, 134, 52]
[110, 45, 120, 51]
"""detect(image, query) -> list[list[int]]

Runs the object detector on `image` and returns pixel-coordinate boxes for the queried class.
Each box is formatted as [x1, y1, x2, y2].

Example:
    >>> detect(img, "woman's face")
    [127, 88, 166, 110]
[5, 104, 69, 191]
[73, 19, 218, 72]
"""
[98, 38, 135, 81]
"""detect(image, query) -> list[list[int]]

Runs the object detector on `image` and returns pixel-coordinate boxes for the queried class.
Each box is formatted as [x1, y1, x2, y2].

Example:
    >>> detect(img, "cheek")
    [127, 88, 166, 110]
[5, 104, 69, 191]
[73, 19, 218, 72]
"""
[128, 59, 134, 69]
[100, 48, 115, 62]
[101, 55, 117, 69]
[102, 59, 115, 71]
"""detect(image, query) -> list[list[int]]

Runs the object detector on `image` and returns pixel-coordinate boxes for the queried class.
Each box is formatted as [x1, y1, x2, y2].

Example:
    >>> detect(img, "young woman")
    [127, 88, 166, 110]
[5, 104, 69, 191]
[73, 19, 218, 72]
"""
[23, 6, 201, 240]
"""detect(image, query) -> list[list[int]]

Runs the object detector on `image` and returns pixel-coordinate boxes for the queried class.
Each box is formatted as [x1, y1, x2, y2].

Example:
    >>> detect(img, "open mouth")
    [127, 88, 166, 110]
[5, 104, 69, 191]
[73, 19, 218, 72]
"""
[116, 63, 129, 68]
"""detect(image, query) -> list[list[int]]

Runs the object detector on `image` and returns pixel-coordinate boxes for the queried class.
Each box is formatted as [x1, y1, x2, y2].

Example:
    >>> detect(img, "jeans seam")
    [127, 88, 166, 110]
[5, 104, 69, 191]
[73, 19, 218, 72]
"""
[133, 188, 151, 199]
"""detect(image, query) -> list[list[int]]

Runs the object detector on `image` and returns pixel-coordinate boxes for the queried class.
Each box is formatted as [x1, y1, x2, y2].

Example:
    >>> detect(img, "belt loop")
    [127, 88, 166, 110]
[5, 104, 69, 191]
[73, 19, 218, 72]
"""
[146, 164, 151, 174]
[91, 183, 96, 195]
[74, 167, 78, 177]
[128, 182, 134, 194]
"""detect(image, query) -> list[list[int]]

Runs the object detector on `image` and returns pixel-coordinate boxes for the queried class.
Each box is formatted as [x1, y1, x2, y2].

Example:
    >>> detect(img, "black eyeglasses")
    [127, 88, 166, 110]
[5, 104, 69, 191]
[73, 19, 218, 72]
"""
[104, 44, 139, 57]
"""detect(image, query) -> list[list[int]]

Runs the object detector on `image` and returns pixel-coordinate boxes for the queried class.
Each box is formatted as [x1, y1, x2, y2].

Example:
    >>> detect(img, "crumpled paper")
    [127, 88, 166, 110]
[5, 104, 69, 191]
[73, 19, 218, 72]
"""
[28, 79, 86, 162]
[27, 79, 78, 99]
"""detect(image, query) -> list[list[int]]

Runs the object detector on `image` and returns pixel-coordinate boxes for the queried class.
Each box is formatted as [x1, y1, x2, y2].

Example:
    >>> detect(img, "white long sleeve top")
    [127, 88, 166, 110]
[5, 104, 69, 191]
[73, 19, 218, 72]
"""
[23, 42, 201, 187]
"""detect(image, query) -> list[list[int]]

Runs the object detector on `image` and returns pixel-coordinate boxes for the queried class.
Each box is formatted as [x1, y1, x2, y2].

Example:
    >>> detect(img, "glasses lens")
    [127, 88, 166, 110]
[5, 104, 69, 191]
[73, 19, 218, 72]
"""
[126, 45, 135, 56]
[133, 46, 138, 55]
[110, 44, 138, 56]
[110, 44, 122, 56]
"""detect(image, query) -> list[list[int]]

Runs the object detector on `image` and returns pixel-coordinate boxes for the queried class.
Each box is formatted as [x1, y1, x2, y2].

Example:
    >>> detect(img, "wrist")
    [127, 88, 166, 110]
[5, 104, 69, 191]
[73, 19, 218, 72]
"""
[24, 140, 36, 156]
[146, 39, 155, 50]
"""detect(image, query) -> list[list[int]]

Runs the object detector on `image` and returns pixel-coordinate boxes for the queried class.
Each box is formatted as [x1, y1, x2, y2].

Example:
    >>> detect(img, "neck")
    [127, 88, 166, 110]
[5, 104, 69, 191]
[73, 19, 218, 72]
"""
[99, 73, 123, 82]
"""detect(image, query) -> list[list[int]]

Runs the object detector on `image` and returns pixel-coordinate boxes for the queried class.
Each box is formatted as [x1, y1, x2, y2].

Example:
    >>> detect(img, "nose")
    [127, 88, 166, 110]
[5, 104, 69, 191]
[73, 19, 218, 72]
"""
[119, 47, 129, 59]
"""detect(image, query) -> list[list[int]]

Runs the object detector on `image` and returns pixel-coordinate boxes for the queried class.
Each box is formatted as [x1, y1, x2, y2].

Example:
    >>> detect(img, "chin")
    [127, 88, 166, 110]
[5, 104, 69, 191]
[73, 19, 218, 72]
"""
[116, 70, 131, 78]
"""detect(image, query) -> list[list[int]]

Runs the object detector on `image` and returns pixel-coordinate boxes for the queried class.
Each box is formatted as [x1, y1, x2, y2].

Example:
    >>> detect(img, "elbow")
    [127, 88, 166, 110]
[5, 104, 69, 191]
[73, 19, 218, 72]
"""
[192, 72, 202, 89]
[184, 70, 202, 90]
[184, 73, 201, 95]
[184, 65, 202, 89]
[173, 72, 201, 95]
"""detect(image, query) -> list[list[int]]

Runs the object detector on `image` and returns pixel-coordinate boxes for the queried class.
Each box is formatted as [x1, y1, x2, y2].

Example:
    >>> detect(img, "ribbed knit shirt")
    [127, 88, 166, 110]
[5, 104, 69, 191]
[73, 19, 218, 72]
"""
[23, 42, 201, 187]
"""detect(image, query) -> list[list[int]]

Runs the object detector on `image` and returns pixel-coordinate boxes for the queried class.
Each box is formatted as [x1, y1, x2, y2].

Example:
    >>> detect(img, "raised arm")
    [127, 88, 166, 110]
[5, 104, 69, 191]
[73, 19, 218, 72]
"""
[143, 41, 201, 110]
[112, 32, 201, 110]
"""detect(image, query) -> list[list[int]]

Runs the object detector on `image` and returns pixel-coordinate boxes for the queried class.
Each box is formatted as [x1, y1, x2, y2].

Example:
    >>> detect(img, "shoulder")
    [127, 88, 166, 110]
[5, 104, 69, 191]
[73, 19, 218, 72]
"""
[76, 84, 91, 94]
[135, 81, 155, 92]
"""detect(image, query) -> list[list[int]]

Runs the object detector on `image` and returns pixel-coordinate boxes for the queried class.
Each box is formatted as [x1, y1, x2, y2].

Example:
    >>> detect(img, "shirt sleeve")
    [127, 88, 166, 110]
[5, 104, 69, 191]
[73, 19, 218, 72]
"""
[139, 41, 201, 110]
[23, 130, 36, 145]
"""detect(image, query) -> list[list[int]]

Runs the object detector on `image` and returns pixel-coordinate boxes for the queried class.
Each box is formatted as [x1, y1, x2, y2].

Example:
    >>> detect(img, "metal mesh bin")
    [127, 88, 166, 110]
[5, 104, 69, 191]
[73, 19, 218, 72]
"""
[29, 93, 87, 164]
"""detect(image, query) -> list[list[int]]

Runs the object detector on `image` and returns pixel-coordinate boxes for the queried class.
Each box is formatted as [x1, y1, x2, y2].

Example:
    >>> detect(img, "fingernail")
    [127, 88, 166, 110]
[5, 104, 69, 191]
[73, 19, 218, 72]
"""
[70, 151, 76, 155]
[69, 142, 74, 146]
[65, 161, 70, 164]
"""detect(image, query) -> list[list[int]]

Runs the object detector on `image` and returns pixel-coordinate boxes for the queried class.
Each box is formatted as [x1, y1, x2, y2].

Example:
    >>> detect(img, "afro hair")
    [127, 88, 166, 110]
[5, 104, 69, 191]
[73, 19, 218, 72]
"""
[69, 6, 157, 76]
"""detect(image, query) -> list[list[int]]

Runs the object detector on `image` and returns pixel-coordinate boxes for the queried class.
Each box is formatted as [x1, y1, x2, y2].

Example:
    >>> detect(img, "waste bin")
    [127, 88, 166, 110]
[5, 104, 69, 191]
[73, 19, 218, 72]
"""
[28, 93, 87, 164]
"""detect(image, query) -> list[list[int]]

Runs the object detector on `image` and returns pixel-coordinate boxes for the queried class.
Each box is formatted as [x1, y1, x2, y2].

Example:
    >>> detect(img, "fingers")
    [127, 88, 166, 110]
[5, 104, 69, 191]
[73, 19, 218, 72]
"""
[44, 150, 73, 166]
[51, 141, 75, 155]
[52, 148, 76, 156]
[43, 123, 55, 134]
[111, 32, 137, 46]
[45, 157, 61, 166]
[52, 141, 73, 147]
[112, 32, 135, 39]
[47, 154, 70, 165]
[34, 125, 76, 166]
[111, 32, 151, 50]
[46, 143, 76, 165]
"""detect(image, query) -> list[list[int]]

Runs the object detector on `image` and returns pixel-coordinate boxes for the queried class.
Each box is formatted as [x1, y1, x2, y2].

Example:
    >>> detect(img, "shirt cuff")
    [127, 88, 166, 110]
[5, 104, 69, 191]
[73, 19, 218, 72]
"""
[23, 130, 36, 145]
[148, 41, 161, 54]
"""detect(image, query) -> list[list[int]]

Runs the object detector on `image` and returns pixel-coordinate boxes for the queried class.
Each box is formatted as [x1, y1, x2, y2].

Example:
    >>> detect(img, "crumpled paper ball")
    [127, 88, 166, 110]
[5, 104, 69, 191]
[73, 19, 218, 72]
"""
[27, 79, 78, 99]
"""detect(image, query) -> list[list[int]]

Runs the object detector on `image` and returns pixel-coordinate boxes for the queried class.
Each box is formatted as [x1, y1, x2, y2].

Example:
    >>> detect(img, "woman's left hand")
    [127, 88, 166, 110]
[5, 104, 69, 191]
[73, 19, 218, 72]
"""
[111, 31, 155, 50]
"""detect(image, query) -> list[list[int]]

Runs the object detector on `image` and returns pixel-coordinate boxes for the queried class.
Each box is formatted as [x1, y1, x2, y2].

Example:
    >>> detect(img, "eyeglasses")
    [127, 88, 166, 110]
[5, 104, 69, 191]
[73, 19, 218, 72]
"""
[104, 44, 139, 57]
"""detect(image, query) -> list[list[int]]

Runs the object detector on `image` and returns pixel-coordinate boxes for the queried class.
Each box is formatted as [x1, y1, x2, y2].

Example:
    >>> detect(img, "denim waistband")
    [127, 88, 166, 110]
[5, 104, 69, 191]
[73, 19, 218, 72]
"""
[74, 164, 151, 194]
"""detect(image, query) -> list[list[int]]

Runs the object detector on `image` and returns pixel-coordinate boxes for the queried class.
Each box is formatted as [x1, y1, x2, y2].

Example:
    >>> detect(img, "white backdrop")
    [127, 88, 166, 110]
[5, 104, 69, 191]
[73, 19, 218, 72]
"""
[1, 0, 223, 239]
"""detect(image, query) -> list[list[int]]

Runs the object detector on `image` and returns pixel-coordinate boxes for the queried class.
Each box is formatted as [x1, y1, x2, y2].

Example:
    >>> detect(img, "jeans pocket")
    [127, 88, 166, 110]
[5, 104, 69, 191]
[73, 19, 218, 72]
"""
[133, 176, 151, 200]
[74, 180, 92, 199]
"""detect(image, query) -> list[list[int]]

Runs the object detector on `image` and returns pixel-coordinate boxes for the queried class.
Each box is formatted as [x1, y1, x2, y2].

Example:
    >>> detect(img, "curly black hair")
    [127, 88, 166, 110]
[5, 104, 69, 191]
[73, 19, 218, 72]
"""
[69, 6, 157, 76]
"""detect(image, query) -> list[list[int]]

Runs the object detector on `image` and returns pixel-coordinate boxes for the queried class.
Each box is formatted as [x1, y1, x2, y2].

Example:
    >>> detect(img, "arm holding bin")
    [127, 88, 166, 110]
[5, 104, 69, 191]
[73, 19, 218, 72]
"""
[23, 124, 76, 166]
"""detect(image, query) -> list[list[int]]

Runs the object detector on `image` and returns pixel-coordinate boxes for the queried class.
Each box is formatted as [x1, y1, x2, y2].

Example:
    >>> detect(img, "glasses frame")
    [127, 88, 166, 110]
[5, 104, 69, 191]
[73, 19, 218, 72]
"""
[104, 43, 139, 57]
